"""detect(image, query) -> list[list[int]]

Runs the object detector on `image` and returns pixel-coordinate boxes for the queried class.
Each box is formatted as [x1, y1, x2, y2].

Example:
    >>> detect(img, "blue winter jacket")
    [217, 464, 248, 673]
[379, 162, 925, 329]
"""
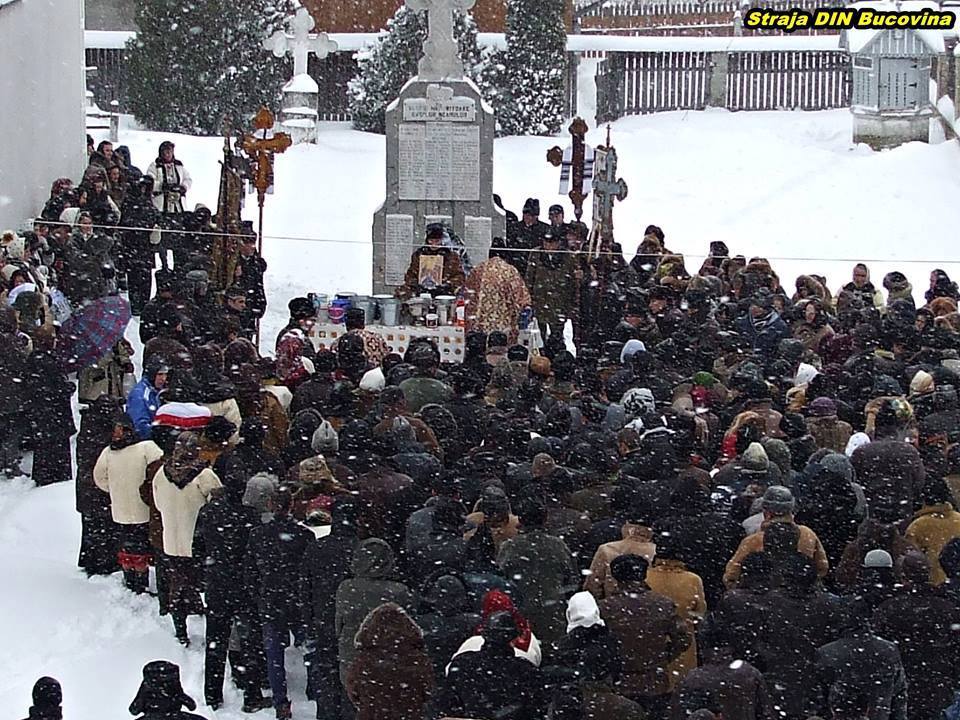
[127, 378, 159, 439]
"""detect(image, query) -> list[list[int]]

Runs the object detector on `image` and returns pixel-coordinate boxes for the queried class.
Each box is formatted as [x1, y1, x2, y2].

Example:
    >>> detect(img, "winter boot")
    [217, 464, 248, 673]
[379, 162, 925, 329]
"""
[242, 695, 273, 714]
[118, 549, 151, 594]
[172, 613, 189, 647]
[275, 701, 292, 720]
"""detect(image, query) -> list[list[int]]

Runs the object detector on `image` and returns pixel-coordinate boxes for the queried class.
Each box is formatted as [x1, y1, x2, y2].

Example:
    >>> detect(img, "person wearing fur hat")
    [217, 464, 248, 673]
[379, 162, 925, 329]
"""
[129, 661, 206, 720]
[146, 141, 192, 215]
[883, 271, 915, 310]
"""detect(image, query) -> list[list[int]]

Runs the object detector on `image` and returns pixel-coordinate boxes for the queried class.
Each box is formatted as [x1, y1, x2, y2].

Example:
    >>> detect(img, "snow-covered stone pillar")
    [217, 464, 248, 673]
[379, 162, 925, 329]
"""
[263, 7, 339, 144]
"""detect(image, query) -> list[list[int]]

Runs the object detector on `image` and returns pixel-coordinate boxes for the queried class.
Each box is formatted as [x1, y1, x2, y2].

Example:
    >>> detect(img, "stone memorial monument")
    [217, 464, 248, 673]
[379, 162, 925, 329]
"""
[372, 0, 505, 295]
[263, 7, 339, 144]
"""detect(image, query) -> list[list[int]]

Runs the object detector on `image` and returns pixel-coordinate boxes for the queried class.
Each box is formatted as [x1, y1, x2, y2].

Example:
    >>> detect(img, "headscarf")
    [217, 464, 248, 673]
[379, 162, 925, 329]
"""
[477, 589, 532, 652]
[566, 591, 605, 633]
[845, 432, 871, 457]
[164, 431, 205, 489]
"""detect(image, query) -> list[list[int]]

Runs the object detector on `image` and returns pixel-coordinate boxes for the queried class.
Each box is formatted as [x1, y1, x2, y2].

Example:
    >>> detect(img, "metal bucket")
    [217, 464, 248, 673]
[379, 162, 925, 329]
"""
[353, 295, 376, 325]
[379, 297, 400, 326]
[435, 295, 456, 325]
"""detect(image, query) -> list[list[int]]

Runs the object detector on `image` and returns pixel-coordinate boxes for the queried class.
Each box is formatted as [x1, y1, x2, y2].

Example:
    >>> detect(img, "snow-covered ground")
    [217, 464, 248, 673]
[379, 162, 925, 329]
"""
[3, 110, 958, 717]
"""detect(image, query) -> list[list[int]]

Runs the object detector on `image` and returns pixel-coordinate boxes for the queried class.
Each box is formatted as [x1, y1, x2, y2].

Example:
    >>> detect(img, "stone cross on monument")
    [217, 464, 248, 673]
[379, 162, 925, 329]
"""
[263, 7, 338, 77]
[406, 0, 476, 81]
[372, 0, 504, 294]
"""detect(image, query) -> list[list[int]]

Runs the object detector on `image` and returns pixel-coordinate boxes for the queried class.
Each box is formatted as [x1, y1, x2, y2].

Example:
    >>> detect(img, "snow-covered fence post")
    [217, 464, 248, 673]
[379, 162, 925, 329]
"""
[707, 52, 728, 108]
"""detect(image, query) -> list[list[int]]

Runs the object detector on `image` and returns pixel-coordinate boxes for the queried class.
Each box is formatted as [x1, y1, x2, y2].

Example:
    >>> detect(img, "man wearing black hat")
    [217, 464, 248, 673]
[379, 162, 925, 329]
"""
[503, 198, 549, 279]
[397, 223, 465, 300]
[548, 203, 568, 237]
[19, 677, 62, 720]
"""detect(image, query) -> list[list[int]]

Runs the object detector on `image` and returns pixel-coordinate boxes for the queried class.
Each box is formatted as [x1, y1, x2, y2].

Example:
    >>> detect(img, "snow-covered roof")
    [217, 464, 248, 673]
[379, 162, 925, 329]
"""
[83, 29, 861, 56]
[843, 1, 948, 53]
[85, 30, 136, 49]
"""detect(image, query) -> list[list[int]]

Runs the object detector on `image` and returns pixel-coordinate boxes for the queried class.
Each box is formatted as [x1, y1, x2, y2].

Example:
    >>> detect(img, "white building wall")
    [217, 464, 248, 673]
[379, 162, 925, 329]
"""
[0, 0, 86, 230]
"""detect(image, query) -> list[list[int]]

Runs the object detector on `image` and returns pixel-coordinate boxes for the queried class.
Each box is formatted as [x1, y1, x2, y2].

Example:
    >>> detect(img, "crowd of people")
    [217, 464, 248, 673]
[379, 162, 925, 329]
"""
[8, 146, 960, 720]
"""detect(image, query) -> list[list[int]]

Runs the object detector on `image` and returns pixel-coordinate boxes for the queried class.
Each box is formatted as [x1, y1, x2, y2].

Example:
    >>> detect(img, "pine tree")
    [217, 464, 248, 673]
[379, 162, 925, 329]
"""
[125, 0, 293, 135]
[348, 7, 487, 135]
[494, 0, 567, 136]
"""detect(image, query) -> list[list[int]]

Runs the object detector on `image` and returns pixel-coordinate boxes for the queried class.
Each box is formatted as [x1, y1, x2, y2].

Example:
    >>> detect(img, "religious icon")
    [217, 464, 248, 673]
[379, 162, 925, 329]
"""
[419, 255, 444, 290]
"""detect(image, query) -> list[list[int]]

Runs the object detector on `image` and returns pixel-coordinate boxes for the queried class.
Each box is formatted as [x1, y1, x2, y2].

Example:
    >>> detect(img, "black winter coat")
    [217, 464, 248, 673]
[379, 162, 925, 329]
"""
[758, 587, 847, 719]
[75, 396, 121, 514]
[549, 623, 623, 686]
[24, 350, 76, 442]
[872, 587, 960, 720]
[851, 439, 925, 522]
[235, 253, 267, 319]
[120, 194, 161, 269]
[0, 330, 28, 412]
[195, 491, 259, 607]
[244, 514, 313, 624]
[440, 639, 544, 720]
[815, 632, 907, 720]
[301, 527, 359, 646]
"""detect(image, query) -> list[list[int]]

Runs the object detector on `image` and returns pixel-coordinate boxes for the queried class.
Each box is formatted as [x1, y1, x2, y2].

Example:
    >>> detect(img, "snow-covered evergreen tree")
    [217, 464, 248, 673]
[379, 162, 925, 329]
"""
[493, 0, 567, 136]
[348, 7, 487, 134]
[125, 0, 293, 135]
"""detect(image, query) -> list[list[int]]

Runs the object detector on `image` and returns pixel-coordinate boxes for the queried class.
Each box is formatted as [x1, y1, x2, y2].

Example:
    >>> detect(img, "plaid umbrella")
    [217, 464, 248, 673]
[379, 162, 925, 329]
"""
[59, 295, 132, 369]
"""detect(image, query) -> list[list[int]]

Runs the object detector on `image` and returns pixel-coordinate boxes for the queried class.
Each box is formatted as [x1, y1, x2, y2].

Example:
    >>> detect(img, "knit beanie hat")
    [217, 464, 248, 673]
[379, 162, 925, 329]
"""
[243, 473, 279, 514]
[31, 677, 62, 713]
[808, 397, 838, 418]
[863, 549, 893, 568]
[622, 387, 656, 418]
[761, 485, 795, 515]
[311, 420, 339, 455]
[742, 442, 769, 473]
[692, 371, 716, 388]
[298, 455, 334, 485]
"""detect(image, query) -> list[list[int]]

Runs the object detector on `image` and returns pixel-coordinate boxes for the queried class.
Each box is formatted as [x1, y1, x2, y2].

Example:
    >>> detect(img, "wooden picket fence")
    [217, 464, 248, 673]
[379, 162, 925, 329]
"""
[726, 51, 850, 111]
[597, 49, 851, 120]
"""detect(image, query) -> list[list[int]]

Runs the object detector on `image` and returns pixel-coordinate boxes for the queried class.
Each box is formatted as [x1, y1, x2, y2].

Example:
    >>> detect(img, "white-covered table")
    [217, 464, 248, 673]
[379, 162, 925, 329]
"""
[309, 324, 542, 364]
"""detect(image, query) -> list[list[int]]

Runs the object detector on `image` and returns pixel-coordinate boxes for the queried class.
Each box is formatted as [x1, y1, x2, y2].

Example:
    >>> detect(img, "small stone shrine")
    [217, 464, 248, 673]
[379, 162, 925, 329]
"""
[841, 2, 942, 149]
[372, 0, 505, 295]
